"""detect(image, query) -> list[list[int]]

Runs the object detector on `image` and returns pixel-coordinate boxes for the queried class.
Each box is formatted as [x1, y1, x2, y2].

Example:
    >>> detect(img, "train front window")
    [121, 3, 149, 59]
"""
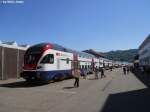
[41, 54, 54, 64]
[24, 53, 40, 64]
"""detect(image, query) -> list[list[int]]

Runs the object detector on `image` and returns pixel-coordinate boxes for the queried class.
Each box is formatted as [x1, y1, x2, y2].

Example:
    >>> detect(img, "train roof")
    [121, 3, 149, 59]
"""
[52, 43, 95, 58]
[139, 34, 150, 50]
[83, 49, 105, 58]
[29, 43, 95, 58]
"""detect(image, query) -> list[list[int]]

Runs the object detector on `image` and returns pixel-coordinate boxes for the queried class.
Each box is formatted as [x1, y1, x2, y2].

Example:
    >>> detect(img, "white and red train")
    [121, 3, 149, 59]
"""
[21, 43, 111, 82]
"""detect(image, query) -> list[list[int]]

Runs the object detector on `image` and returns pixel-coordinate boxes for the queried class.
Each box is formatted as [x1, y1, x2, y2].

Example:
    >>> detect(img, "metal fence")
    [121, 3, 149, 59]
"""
[0, 45, 26, 80]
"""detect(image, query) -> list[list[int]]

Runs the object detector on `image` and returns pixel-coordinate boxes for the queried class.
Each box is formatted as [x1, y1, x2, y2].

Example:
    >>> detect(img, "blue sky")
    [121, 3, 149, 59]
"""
[0, 0, 150, 52]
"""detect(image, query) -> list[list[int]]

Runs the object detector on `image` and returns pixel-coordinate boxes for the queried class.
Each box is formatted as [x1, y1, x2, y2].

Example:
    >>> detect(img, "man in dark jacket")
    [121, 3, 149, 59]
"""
[100, 68, 105, 78]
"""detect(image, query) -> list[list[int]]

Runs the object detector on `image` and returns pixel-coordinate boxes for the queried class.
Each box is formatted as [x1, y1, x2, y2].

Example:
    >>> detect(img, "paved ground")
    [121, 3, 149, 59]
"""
[0, 68, 150, 112]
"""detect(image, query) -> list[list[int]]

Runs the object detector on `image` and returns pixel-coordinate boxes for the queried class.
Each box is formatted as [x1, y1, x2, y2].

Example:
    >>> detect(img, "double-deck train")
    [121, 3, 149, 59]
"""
[20, 43, 109, 82]
[139, 35, 150, 70]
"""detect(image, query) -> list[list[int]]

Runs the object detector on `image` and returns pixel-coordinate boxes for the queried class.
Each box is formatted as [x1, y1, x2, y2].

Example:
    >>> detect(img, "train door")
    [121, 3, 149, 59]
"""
[72, 53, 79, 70]
[57, 58, 60, 70]
[103, 60, 105, 68]
[92, 58, 95, 71]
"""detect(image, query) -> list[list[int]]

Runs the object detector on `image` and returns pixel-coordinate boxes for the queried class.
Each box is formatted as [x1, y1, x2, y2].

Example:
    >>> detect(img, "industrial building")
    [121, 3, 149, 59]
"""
[0, 41, 28, 80]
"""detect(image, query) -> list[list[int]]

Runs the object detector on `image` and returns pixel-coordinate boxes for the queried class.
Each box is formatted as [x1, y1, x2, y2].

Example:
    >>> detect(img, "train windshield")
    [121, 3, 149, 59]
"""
[24, 44, 44, 64]
[24, 53, 41, 64]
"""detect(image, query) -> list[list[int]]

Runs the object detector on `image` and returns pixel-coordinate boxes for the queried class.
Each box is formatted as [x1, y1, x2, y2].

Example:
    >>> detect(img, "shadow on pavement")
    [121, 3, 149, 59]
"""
[101, 68, 150, 112]
[88, 77, 106, 80]
[0, 81, 47, 88]
[101, 88, 150, 112]
[88, 78, 97, 80]
[63, 86, 75, 89]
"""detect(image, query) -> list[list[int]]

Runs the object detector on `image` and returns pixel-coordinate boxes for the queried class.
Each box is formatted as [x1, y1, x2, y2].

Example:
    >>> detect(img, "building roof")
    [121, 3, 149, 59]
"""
[83, 49, 105, 58]
[18, 44, 30, 48]
[2, 41, 17, 46]
[0, 41, 29, 50]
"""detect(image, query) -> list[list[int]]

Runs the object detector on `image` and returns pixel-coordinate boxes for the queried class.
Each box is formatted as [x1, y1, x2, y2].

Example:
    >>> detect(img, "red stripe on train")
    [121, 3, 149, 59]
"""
[23, 64, 37, 70]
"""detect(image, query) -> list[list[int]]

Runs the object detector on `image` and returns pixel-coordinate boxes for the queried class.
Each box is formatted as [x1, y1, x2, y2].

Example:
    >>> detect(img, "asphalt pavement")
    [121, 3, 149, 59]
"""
[0, 68, 149, 112]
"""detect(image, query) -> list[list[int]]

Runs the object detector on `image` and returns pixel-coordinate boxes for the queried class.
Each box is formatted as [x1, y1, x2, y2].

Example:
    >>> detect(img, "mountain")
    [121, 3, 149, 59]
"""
[102, 49, 138, 62]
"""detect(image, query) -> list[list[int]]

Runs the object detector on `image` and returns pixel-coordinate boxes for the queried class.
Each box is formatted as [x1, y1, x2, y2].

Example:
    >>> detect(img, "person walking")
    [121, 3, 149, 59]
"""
[73, 68, 80, 87]
[94, 66, 99, 79]
[83, 69, 87, 79]
[100, 68, 105, 78]
[110, 66, 113, 71]
[127, 66, 130, 74]
[80, 68, 84, 78]
[123, 66, 126, 75]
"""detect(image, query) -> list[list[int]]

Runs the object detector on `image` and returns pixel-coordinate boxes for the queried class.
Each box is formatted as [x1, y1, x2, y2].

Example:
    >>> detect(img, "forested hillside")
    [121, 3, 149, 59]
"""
[102, 49, 138, 62]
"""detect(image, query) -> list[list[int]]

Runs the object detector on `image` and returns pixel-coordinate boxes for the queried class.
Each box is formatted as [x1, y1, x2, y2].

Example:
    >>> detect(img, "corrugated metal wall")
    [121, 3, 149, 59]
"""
[0, 46, 2, 80]
[0, 46, 26, 80]
[18, 50, 25, 78]
[4, 48, 18, 79]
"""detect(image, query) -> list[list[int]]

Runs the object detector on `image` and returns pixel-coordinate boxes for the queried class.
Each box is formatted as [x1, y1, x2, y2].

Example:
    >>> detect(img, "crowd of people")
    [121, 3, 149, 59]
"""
[122, 65, 130, 75]
[72, 66, 108, 88]
[72, 65, 136, 88]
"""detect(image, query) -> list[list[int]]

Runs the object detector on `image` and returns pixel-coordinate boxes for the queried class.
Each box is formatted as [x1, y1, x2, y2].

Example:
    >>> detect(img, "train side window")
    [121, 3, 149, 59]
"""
[85, 65, 87, 69]
[41, 54, 54, 64]
[82, 65, 84, 69]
